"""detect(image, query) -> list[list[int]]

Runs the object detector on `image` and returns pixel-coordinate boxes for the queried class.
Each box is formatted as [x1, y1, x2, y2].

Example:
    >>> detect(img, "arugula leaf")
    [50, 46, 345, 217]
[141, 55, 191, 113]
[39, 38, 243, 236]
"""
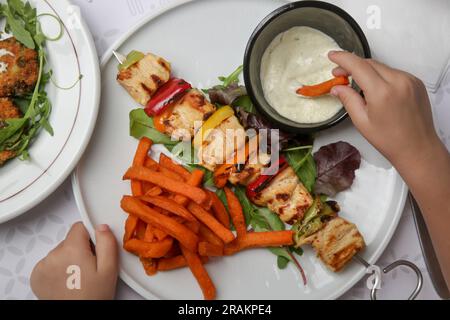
[3, 3, 35, 49]
[203, 170, 215, 188]
[233, 186, 254, 227]
[255, 207, 285, 231]
[215, 188, 229, 210]
[220, 65, 243, 87]
[285, 148, 316, 192]
[129, 109, 178, 150]
[232, 95, 255, 114]
[0, 118, 27, 145]
[277, 256, 290, 269]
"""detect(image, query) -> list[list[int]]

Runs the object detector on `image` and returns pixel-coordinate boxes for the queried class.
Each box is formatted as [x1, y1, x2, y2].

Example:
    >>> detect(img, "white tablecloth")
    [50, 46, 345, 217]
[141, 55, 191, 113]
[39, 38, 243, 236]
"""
[1, 0, 449, 300]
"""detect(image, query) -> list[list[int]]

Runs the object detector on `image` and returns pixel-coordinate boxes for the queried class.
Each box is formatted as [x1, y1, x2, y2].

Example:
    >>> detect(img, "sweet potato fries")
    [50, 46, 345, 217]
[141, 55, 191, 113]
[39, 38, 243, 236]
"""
[120, 138, 295, 300]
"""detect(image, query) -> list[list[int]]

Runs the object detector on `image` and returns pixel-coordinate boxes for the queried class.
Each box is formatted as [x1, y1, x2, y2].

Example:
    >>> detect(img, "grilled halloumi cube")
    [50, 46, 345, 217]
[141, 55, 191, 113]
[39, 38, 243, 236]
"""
[163, 89, 216, 140]
[304, 217, 365, 272]
[198, 115, 246, 171]
[117, 53, 171, 105]
[252, 166, 313, 224]
[228, 152, 271, 186]
[228, 136, 271, 186]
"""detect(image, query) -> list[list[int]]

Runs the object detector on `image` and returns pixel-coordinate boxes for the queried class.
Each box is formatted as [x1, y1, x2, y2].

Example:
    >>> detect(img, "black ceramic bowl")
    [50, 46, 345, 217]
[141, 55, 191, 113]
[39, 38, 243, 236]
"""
[244, 1, 371, 134]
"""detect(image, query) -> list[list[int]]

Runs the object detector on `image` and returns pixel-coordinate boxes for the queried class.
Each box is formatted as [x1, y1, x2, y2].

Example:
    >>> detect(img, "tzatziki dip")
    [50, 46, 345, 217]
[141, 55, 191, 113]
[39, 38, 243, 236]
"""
[261, 26, 344, 124]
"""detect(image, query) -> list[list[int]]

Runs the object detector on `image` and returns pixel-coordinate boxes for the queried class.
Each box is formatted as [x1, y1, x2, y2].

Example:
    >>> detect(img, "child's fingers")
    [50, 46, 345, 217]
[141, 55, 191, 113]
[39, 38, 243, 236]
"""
[94, 224, 119, 277]
[64, 222, 94, 254]
[328, 51, 384, 91]
[332, 66, 349, 77]
[365, 59, 397, 80]
[331, 85, 368, 128]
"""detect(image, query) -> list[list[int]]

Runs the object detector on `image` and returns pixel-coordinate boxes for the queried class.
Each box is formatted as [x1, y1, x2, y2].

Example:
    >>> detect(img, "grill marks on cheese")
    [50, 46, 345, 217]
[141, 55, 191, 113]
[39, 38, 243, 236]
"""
[228, 140, 271, 186]
[163, 89, 216, 140]
[117, 53, 171, 105]
[302, 217, 365, 272]
[252, 166, 313, 224]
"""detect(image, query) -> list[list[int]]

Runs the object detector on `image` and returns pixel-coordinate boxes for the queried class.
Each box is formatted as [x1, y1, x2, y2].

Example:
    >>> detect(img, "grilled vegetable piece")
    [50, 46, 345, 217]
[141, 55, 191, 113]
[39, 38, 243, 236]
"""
[145, 78, 192, 116]
[197, 115, 246, 171]
[117, 52, 171, 105]
[0, 37, 38, 97]
[303, 217, 365, 272]
[293, 198, 338, 247]
[0, 98, 21, 165]
[251, 166, 313, 224]
[163, 89, 216, 140]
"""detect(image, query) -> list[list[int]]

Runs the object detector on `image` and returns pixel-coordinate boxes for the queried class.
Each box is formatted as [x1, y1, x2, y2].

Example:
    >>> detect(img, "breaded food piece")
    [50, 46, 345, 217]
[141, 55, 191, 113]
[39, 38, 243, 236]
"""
[0, 97, 21, 119]
[198, 115, 246, 171]
[163, 89, 216, 140]
[0, 98, 21, 165]
[117, 52, 171, 105]
[252, 166, 313, 224]
[0, 150, 16, 166]
[0, 37, 39, 97]
[305, 217, 365, 272]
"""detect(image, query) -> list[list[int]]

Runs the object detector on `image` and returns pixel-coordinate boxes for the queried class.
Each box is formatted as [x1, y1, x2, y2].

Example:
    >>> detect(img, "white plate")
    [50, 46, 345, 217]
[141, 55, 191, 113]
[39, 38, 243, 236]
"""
[73, 0, 407, 300]
[0, 0, 100, 223]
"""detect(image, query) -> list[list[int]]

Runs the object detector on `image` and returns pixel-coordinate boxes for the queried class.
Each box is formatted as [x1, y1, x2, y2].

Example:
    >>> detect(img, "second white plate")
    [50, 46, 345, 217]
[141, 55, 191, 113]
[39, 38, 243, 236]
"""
[0, 0, 100, 223]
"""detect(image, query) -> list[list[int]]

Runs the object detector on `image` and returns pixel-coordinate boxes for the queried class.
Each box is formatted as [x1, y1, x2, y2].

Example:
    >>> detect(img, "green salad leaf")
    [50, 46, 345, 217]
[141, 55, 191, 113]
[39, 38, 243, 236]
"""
[219, 65, 243, 88]
[3, 1, 35, 49]
[232, 95, 256, 114]
[129, 109, 178, 150]
[285, 147, 317, 193]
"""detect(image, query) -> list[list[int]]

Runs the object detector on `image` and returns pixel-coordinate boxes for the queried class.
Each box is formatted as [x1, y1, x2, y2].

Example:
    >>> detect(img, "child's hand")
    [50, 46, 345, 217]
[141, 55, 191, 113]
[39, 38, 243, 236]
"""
[328, 51, 441, 170]
[30, 222, 119, 300]
[330, 51, 450, 288]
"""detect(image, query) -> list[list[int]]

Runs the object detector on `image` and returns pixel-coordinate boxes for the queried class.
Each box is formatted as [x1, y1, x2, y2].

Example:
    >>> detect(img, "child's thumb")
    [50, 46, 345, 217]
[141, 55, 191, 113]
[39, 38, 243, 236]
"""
[331, 85, 367, 127]
[95, 224, 119, 277]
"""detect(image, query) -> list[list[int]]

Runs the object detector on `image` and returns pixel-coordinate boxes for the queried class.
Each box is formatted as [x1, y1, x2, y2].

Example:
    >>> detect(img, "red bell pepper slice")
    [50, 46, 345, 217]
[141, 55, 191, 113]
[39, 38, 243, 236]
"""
[145, 78, 192, 116]
[246, 156, 288, 199]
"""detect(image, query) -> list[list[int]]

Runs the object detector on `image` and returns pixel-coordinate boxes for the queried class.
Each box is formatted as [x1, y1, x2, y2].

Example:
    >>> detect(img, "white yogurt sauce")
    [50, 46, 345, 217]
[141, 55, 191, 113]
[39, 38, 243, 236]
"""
[261, 26, 344, 124]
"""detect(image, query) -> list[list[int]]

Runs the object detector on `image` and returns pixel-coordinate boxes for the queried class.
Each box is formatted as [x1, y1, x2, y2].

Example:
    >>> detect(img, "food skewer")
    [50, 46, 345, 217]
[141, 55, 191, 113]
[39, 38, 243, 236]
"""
[113, 50, 423, 300]
[112, 50, 126, 64]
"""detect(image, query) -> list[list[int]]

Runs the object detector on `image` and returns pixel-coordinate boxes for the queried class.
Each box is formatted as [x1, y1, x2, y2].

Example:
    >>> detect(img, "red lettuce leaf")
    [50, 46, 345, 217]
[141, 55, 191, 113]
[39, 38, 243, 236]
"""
[313, 141, 361, 196]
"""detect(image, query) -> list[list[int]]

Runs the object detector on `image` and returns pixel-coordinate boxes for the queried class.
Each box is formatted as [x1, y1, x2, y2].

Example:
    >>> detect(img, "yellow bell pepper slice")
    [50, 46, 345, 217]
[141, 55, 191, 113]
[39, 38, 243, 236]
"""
[193, 105, 235, 149]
